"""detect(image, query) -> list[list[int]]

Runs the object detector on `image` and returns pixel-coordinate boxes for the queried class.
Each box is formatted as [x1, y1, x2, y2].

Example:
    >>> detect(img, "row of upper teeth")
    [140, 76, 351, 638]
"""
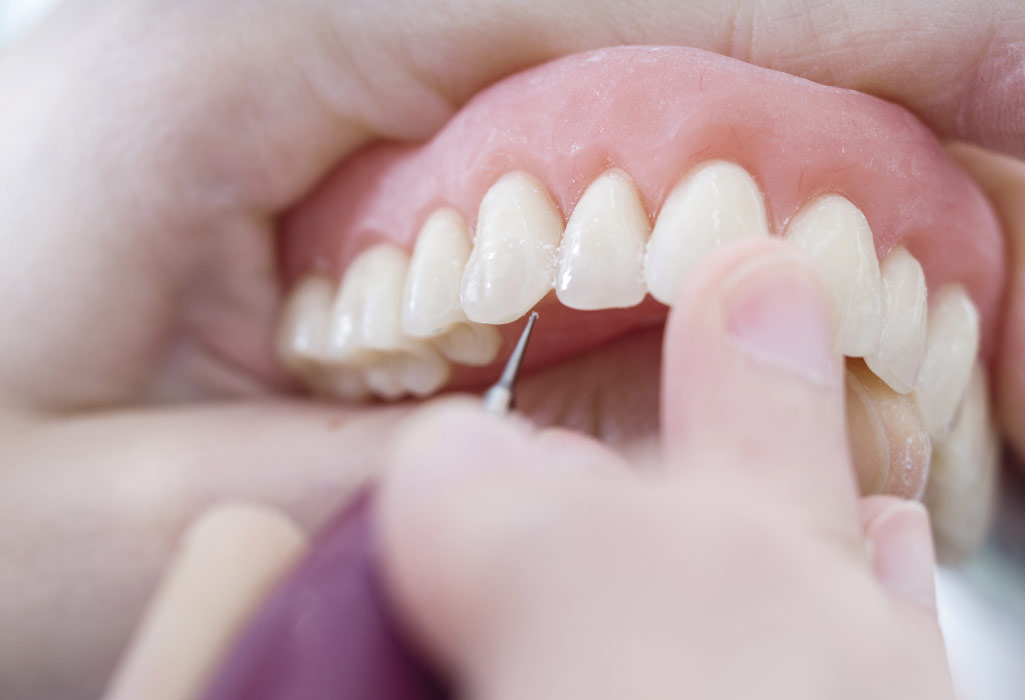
[278, 159, 980, 433]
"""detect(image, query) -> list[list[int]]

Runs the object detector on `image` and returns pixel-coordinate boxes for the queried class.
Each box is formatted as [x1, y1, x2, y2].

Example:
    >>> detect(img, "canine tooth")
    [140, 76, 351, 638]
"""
[644, 160, 769, 305]
[276, 275, 334, 375]
[461, 172, 564, 324]
[865, 247, 927, 393]
[403, 208, 473, 337]
[913, 285, 980, 436]
[924, 365, 999, 562]
[844, 361, 931, 499]
[433, 323, 503, 366]
[555, 169, 649, 310]
[785, 195, 882, 357]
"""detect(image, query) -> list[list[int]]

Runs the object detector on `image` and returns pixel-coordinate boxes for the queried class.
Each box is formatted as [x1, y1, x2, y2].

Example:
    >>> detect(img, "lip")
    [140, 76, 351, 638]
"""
[280, 45, 1004, 384]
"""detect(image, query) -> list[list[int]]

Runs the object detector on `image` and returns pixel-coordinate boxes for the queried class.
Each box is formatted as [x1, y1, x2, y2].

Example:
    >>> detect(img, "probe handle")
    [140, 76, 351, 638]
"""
[200, 493, 448, 700]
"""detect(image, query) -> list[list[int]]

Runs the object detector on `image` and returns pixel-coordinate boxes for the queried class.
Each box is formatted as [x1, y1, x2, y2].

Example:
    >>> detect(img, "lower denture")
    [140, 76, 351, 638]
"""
[276, 45, 1005, 559]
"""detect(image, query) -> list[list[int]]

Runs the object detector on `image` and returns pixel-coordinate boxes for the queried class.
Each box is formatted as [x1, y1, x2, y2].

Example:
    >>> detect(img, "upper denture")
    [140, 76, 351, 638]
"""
[276, 46, 1005, 553]
[283, 45, 1003, 364]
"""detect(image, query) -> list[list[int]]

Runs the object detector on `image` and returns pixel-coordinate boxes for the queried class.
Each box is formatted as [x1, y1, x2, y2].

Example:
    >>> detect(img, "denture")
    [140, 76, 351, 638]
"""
[277, 46, 1004, 559]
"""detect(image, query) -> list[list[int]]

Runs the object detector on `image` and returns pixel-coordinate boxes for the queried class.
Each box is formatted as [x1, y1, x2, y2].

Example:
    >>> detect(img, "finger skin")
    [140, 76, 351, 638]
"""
[103, 504, 307, 700]
[0, 400, 406, 700]
[1, 0, 1024, 407]
[660, 239, 857, 523]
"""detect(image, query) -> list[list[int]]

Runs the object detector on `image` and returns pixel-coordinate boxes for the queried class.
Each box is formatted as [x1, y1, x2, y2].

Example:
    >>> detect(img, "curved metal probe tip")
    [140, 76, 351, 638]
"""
[482, 311, 539, 414]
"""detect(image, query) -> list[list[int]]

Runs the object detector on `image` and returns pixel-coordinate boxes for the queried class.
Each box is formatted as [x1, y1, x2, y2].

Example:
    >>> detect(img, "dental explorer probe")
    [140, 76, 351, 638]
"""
[201, 313, 542, 700]
[483, 311, 539, 414]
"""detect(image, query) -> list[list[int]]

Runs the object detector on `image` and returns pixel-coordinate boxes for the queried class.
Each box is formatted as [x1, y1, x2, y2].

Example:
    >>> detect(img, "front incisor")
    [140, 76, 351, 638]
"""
[644, 160, 769, 305]
[555, 169, 650, 310]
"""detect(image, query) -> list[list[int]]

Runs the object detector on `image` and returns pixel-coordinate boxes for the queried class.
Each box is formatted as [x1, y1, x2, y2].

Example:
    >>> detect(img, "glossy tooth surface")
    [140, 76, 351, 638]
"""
[844, 360, 931, 499]
[403, 208, 472, 337]
[644, 160, 769, 305]
[924, 365, 999, 562]
[329, 244, 419, 360]
[865, 247, 927, 393]
[913, 285, 980, 436]
[555, 169, 649, 310]
[461, 172, 563, 324]
[785, 195, 882, 356]
[277, 275, 334, 376]
[328, 245, 407, 362]
[433, 323, 503, 366]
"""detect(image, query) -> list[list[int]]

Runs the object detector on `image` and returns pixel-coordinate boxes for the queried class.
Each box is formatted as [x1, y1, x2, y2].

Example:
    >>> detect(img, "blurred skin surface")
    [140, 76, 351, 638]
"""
[0, 0, 1024, 697]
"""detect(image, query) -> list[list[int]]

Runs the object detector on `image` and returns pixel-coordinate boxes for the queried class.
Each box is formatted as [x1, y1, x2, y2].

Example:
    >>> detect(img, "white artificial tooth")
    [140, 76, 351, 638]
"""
[397, 346, 451, 397]
[276, 275, 334, 376]
[555, 169, 650, 310]
[913, 285, 980, 436]
[865, 247, 928, 393]
[433, 322, 503, 366]
[328, 244, 413, 362]
[363, 362, 406, 400]
[403, 208, 473, 337]
[784, 195, 883, 357]
[924, 364, 999, 561]
[461, 172, 563, 324]
[315, 367, 370, 402]
[644, 160, 769, 306]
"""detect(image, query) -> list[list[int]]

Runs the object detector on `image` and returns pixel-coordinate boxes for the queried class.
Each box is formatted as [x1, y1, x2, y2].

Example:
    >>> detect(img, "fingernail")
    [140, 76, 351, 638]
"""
[725, 254, 836, 384]
[866, 500, 937, 606]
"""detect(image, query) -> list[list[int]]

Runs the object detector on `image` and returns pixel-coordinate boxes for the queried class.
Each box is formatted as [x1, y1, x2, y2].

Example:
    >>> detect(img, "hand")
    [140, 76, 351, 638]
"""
[2, 1, 1024, 697]
[379, 242, 954, 699]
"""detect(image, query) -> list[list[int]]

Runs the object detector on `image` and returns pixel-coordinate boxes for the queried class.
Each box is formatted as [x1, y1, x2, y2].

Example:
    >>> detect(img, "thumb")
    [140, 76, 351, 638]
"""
[661, 239, 858, 519]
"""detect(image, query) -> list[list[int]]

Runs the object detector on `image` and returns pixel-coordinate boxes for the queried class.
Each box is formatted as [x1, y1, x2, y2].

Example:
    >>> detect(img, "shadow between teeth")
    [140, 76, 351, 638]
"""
[277, 159, 997, 559]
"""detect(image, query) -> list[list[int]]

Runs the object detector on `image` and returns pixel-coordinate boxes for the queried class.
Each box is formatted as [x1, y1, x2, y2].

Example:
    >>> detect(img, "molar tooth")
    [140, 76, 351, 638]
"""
[403, 208, 473, 337]
[644, 160, 769, 305]
[913, 284, 980, 436]
[924, 364, 999, 562]
[844, 360, 931, 499]
[433, 323, 503, 366]
[555, 169, 649, 310]
[276, 275, 334, 376]
[865, 247, 927, 393]
[461, 172, 563, 324]
[784, 195, 882, 357]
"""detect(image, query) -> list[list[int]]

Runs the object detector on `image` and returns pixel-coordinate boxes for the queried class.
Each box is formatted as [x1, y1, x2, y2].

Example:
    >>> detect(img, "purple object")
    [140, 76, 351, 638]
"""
[201, 493, 448, 700]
